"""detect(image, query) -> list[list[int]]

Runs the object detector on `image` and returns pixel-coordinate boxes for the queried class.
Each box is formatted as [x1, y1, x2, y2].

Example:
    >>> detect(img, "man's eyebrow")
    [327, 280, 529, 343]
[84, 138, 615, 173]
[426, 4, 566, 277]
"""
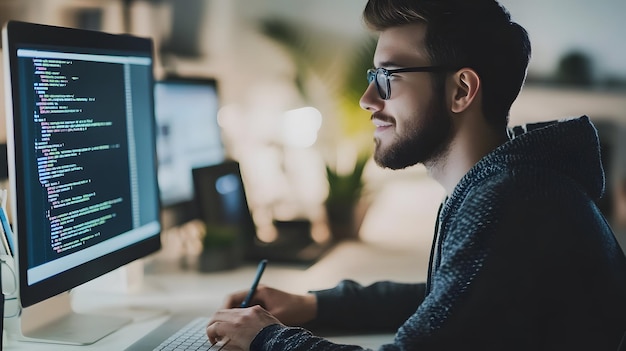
[375, 60, 405, 68]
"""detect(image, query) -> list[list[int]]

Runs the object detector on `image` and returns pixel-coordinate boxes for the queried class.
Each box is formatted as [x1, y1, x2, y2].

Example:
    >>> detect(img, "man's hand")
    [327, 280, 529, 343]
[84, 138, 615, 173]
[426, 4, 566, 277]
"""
[206, 305, 281, 351]
[221, 285, 317, 326]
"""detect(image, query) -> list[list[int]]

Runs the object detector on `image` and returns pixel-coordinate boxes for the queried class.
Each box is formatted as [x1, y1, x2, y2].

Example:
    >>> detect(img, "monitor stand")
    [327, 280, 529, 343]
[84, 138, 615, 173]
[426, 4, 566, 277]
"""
[4, 291, 131, 345]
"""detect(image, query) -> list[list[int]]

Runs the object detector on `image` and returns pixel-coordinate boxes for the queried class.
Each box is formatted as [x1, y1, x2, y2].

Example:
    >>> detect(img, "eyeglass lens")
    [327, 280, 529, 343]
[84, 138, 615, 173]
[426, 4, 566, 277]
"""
[375, 70, 389, 99]
[366, 68, 390, 100]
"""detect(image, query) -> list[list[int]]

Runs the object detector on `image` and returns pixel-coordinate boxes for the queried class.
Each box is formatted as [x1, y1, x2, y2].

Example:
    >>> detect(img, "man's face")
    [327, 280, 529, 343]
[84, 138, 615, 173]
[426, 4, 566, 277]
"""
[359, 23, 452, 170]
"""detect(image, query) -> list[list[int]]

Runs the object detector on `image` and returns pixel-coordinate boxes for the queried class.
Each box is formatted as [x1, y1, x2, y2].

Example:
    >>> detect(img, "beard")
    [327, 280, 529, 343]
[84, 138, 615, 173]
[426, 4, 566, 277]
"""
[373, 92, 452, 170]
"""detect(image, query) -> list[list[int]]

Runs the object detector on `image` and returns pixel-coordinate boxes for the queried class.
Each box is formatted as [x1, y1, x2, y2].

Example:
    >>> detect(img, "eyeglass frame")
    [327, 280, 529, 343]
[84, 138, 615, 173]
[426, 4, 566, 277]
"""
[366, 66, 455, 100]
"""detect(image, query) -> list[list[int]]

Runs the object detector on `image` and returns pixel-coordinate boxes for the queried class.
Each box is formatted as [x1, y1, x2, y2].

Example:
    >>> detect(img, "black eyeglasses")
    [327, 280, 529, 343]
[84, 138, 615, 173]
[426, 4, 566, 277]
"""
[366, 66, 453, 100]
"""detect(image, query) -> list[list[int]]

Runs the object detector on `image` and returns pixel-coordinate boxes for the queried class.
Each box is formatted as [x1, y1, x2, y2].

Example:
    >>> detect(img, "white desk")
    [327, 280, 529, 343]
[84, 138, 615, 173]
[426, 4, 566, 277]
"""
[1, 239, 423, 350]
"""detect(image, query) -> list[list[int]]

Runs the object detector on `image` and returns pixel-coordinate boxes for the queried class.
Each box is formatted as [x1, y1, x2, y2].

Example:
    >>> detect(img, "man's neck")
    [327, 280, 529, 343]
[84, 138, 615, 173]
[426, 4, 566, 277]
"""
[426, 122, 508, 196]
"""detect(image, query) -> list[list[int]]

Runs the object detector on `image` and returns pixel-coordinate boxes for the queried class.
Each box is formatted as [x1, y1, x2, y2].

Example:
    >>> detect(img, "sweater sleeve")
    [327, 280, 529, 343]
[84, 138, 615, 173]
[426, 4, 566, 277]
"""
[251, 324, 372, 351]
[308, 280, 425, 332]
[248, 281, 426, 351]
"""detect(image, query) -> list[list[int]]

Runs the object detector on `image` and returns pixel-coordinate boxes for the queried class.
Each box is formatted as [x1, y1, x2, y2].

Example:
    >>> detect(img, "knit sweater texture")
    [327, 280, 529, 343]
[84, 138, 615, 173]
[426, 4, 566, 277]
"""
[251, 116, 626, 351]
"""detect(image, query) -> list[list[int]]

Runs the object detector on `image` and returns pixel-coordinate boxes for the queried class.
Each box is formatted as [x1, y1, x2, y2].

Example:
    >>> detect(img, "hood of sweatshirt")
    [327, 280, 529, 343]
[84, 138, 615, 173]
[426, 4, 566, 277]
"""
[455, 115, 605, 202]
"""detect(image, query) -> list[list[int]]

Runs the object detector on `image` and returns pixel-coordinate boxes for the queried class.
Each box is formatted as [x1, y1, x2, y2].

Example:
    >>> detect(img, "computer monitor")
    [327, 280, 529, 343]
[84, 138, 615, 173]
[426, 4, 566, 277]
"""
[2, 21, 161, 345]
[154, 77, 224, 209]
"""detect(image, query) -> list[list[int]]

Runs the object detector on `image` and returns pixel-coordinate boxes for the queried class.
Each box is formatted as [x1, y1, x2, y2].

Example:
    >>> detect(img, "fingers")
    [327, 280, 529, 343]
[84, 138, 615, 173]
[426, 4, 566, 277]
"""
[222, 285, 268, 309]
[206, 321, 219, 345]
[206, 305, 282, 351]
[209, 337, 231, 351]
[222, 292, 246, 309]
[205, 309, 245, 346]
[206, 309, 235, 343]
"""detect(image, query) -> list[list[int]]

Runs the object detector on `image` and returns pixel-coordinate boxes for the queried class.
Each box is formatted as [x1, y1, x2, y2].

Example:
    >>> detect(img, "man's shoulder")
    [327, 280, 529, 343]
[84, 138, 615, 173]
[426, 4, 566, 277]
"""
[456, 165, 595, 222]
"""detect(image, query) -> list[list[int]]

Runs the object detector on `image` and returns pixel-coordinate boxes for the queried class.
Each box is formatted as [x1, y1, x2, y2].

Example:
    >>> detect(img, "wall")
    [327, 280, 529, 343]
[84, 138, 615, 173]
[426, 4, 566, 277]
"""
[0, 0, 625, 242]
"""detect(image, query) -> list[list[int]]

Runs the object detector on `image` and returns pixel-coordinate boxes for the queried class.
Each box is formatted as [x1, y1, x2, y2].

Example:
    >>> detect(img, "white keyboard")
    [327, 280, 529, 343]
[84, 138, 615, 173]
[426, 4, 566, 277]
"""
[153, 317, 213, 351]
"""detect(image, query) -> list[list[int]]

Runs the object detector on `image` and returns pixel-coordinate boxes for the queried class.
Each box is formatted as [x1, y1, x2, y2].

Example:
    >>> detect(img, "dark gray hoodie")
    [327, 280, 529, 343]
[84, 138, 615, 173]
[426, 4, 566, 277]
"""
[252, 116, 626, 351]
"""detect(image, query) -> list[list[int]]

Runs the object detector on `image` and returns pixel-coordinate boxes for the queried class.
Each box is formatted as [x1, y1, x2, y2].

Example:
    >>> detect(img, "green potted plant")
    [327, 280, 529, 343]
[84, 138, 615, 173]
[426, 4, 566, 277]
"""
[258, 18, 376, 240]
[325, 153, 370, 240]
[198, 223, 242, 272]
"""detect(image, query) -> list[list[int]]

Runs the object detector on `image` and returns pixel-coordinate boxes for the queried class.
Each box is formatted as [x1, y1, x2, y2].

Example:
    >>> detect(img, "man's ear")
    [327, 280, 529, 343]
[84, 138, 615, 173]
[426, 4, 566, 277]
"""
[450, 68, 480, 114]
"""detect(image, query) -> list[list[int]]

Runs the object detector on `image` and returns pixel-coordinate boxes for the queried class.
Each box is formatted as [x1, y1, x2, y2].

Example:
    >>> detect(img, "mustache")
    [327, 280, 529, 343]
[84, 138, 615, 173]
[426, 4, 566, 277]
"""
[371, 112, 395, 124]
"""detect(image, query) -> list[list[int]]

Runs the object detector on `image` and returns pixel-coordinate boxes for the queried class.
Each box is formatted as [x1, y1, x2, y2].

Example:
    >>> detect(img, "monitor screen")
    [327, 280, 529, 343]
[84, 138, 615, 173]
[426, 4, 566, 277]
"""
[2, 21, 161, 344]
[154, 77, 224, 207]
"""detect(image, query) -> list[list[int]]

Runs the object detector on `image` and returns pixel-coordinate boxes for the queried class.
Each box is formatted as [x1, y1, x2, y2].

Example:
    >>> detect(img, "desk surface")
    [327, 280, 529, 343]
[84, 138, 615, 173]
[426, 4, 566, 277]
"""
[0, 164, 442, 350]
[2, 239, 425, 350]
[3, 176, 439, 350]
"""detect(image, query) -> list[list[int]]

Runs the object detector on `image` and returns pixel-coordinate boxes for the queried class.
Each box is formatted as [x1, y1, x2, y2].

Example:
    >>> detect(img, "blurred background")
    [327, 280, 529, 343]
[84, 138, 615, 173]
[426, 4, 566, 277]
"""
[0, 0, 625, 269]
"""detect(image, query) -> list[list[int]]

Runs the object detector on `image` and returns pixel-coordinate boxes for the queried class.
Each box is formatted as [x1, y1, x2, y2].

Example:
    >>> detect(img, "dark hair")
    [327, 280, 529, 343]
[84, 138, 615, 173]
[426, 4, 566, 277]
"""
[363, 0, 531, 130]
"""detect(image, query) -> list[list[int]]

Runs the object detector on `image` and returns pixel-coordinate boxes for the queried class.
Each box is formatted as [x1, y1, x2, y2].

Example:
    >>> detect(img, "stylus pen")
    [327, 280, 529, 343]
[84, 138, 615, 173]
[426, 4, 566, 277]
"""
[210, 260, 268, 350]
[240, 259, 268, 308]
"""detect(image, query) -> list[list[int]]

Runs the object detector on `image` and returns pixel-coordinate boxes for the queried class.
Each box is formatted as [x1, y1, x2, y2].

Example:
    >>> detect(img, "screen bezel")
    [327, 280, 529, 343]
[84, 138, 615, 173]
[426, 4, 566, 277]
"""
[3, 21, 162, 308]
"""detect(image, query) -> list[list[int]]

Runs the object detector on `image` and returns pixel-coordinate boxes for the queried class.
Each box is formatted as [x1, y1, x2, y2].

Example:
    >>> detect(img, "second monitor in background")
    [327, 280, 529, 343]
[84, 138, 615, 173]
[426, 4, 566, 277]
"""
[193, 161, 333, 265]
[154, 77, 225, 209]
